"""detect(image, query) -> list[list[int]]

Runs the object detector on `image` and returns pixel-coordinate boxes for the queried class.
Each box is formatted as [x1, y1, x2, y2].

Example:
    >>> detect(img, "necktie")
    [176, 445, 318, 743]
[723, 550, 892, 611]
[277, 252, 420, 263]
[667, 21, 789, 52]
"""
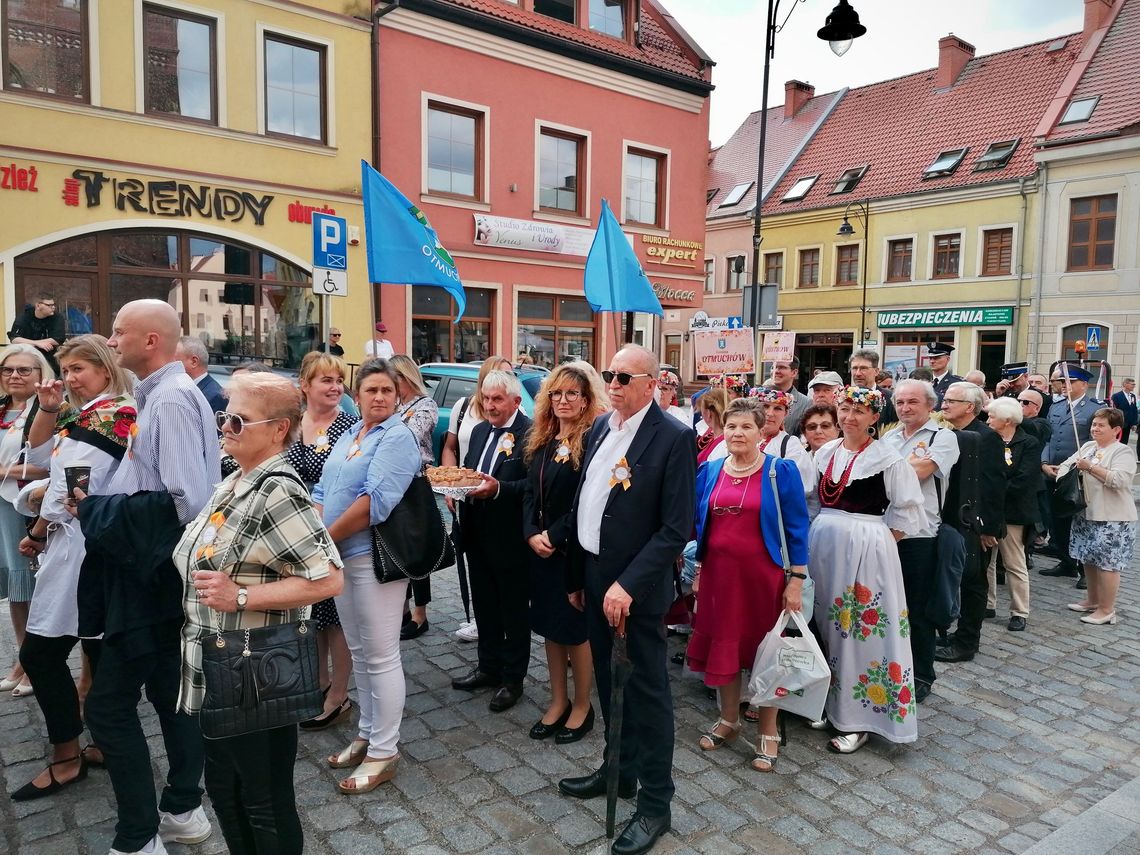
[479, 426, 506, 474]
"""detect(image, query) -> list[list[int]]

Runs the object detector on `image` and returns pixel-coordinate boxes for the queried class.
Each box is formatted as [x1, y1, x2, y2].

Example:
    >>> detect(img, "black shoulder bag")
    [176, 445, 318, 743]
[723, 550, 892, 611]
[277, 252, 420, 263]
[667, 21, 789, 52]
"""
[371, 473, 455, 583]
[199, 470, 323, 739]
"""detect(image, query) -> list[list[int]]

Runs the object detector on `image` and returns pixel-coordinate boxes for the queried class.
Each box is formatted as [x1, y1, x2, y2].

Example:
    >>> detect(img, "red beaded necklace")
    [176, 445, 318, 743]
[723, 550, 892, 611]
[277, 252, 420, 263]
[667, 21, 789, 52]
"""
[818, 437, 873, 507]
[0, 403, 24, 431]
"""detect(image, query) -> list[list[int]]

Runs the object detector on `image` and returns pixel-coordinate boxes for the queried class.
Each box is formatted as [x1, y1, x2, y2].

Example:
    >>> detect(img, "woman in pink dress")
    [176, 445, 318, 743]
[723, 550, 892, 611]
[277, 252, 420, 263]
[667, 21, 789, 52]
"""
[686, 398, 810, 772]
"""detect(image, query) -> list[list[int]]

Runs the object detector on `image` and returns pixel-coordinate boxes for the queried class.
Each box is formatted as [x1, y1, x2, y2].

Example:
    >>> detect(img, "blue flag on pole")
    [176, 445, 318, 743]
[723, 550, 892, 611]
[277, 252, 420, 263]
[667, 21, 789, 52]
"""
[361, 160, 466, 320]
[583, 199, 663, 316]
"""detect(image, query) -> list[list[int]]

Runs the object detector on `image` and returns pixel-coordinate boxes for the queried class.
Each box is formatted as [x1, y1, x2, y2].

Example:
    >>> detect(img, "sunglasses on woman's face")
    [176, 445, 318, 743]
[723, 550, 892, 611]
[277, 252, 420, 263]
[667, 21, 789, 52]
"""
[601, 371, 652, 386]
[803, 421, 834, 431]
[216, 411, 280, 434]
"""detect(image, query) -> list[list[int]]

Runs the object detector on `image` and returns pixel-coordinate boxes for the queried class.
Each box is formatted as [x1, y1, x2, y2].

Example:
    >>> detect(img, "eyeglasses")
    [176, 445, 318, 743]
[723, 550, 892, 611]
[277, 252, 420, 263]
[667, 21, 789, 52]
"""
[1019, 400, 1037, 406]
[216, 411, 281, 434]
[0, 366, 38, 377]
[548, 389, 583, 401]
[330, 333, 342, 338]
[711, 505, 743, 516]
[803, 421, 835, 431]
[941, 398, 969, 405]
[601, 371, 652, 386]
[37, 301, 55, 309]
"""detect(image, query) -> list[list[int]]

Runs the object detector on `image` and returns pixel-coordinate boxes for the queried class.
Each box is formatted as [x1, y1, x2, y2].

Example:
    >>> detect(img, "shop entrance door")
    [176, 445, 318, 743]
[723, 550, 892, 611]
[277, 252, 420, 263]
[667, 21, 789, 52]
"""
[796, 333, 854, 387]
[977, 330, 1008, 391]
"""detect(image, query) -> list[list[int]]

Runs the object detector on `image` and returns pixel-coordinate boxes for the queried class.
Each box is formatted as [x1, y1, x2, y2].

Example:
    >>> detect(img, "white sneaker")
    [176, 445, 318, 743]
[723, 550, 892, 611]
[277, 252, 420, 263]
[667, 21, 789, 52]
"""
[454, 620, 479, 642]
[158, 806, 212, 844]
[110, 835, 169, 855]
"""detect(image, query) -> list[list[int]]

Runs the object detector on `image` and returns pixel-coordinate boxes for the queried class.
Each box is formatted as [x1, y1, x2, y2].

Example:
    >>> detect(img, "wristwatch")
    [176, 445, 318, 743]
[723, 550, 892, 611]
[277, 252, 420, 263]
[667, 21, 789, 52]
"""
[236, 587, 248, 611]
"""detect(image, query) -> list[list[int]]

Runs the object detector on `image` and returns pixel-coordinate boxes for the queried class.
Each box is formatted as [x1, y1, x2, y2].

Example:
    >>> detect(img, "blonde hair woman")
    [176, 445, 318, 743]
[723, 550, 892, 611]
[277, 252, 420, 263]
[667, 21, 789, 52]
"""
[522, 362, 607, 743]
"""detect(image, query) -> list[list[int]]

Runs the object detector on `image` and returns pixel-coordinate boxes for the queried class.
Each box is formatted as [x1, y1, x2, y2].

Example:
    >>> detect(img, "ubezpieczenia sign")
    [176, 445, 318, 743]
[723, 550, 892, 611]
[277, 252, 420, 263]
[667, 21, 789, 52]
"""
[877, 306, 1014, 328]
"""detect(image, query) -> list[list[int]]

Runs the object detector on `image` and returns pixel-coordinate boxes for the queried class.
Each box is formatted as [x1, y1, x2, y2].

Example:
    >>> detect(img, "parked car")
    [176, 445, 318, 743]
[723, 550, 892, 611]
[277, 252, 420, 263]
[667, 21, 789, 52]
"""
[419, 363, 547, 463]
[208, 363, 359, 418]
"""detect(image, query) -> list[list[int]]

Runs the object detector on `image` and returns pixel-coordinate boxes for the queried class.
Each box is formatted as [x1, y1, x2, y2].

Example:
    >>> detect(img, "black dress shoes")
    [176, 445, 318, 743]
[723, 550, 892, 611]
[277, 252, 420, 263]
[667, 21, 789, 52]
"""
[1075, 576, 1088, 590]
[451, 668, 499, 691]
[612, 811, 670, 855]
[489, 683, 523, 712]
[915, 682, 932, 704]
[1008, 616, 1027, 632]
[558, 767, 636, 800]
[984, 608, 997, 619]
[1040, 562, 1078, 578]
[934, 642, 975, 663]
[529, 704, 572, 740]
[400, 619, 429, 640]
[555, 705, 595, 744]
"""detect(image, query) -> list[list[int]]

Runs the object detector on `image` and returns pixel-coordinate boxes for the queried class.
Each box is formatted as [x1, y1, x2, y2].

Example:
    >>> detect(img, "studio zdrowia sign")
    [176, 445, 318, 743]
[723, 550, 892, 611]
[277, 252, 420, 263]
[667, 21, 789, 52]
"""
[61, 169, 274, 225]
[693, 328, 756, 376]
[877, 306, 1014, 328]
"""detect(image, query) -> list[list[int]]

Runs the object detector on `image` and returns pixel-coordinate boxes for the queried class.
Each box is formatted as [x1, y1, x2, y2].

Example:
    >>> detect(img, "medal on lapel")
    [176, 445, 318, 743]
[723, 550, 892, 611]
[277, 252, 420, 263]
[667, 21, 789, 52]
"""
[313, 433, 330, 453]
[554, 438, 570, 464]
[912, 440, 929, 460]
[499, 432, 515, 458]
[196, 510, 227, 560]
[126, 422, 139, 459]
[609, 456, 632, 490]
[1004, 447, 1013, 467]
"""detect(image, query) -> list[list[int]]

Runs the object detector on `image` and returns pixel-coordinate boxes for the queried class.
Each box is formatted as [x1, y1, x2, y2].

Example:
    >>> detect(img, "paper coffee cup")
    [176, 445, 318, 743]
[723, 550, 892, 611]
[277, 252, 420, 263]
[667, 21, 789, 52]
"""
[64, 463, 92, 496]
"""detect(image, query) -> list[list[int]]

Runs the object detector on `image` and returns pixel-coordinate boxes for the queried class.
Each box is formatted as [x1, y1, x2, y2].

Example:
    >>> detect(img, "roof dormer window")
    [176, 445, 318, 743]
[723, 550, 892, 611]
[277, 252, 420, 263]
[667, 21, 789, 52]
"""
[589, 0, 625, 38]
[781, 175, 818, 202]
[831, 166, 868, 195]
[719, 182, 753, 207]
[1059, 96, 1099, 125]
[923, 148, 967, 179]
[535, 0, 576, 25]
[974, 139, 1019, 171]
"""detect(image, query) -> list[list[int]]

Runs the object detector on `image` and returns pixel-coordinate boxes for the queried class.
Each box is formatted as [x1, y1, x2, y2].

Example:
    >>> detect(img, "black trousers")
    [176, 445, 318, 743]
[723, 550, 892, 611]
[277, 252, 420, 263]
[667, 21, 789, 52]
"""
[1046, 479, 1076, 566]
[897, 538, 937, 688]
[19, 633, 101, 745]
[585, 555, 674, 819]
[84, 620, 204, 852]
[204, 724, 303, 855]
[465, 538, 530, 684]
[954, 542, 992, 653]
[406, 577, 431, 609]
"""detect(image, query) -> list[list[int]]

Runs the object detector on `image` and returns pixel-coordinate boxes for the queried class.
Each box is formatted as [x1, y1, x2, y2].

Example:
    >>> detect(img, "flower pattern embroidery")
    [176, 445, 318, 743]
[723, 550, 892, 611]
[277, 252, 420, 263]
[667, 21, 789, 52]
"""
[853, 659, 915, 723]
[828, 582, 889, 641]
[898, 608, 911, 639]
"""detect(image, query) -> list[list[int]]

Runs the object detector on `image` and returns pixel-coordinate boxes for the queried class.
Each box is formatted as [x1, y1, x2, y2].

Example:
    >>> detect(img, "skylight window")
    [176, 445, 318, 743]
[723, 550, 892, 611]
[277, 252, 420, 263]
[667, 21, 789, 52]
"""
[831, 166, 868, 195]
[1060, 96, 1099, 125]
[923, 148, 967, 179]
[974, 139, 1019, 171]
[707, 188, 719, 203]
[719, 182, 753, 207]
[781, 175, 818, 202]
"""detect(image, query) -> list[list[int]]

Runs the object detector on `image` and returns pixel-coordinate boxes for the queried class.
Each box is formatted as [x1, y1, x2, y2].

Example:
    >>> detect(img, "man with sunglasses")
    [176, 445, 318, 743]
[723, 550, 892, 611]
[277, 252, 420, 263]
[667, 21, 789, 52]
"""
[73, 299, 220, 855]
[8, 293, 66, 373]
[559, 345, 695, 855]
[317, 327, 345, 357]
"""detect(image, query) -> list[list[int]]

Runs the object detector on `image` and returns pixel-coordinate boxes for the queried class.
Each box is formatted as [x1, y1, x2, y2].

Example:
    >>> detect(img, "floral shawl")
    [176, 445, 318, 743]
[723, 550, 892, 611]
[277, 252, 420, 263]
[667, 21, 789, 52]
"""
[55, 394, 137, 461]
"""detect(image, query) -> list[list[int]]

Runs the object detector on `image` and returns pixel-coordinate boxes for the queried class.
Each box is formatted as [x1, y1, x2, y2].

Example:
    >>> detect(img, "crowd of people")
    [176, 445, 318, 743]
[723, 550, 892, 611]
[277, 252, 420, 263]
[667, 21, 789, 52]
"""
[0, 303, 1136, 855]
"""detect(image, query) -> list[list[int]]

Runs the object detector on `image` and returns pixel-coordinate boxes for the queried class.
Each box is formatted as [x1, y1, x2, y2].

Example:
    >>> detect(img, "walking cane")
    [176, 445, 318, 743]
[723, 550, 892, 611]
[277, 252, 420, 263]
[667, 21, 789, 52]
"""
[605, 614, 632, 839]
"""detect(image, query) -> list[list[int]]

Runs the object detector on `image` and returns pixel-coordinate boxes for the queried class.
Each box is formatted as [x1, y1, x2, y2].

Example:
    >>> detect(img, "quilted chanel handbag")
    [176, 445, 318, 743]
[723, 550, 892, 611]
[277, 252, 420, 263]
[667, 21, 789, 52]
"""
[371, 473, 455, 584]
[199, 470, 323, 739]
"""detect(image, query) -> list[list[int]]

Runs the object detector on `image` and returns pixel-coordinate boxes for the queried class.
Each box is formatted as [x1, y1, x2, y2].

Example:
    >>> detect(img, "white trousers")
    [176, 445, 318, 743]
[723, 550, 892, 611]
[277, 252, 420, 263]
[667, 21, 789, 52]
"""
[335, 554, 406, 757]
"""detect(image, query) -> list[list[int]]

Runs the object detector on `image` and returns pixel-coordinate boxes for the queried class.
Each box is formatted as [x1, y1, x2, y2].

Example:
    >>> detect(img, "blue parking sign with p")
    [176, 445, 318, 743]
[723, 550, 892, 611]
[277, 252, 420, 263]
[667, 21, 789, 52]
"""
[313, 214, 347, 270]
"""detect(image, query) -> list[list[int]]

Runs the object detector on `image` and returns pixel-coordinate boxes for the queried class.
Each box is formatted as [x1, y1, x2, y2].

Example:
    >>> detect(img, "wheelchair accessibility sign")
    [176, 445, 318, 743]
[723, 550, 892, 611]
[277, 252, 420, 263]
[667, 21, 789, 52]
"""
[312, 213, 348, 297]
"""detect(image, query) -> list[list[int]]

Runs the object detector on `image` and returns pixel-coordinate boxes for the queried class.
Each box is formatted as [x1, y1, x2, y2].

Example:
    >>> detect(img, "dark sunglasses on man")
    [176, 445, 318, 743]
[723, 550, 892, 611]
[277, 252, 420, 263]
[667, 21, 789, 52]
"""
[601, 371, 652, 386]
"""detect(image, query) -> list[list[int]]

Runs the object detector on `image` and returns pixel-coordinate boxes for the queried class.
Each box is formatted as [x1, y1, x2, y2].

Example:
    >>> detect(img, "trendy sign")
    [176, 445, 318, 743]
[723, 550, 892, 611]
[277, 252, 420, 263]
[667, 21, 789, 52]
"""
[693, 328, 756, 376]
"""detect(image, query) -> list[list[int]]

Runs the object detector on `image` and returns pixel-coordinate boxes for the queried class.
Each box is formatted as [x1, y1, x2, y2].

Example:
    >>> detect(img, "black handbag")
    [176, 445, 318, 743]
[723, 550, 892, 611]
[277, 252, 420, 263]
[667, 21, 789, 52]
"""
[1051, 466, 1087, 518]
[371, 473, 455, 583]
[198, 470, 323, 739]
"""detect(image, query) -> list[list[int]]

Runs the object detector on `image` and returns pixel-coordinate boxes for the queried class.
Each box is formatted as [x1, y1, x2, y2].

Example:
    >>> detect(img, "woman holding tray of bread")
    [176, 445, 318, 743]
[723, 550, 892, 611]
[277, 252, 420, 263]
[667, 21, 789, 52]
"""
[522, 361, 607, 744]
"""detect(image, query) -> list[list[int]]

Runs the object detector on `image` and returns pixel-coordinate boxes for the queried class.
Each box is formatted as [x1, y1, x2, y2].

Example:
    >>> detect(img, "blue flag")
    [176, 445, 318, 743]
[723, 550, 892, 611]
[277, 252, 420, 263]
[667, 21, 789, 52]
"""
[361, 160, 466, 320]
[583, 199, 663, 316]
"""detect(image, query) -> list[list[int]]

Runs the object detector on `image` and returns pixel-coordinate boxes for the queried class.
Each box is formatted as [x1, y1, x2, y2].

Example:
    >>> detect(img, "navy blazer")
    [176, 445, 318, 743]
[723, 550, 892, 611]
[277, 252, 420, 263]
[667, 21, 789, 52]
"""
[693, 455, 809, 568]
[1111, 390, 1138, 427]
[566, 402, 696, 615]
[460, 412, 532, 564]
[196, 372, 227, 415]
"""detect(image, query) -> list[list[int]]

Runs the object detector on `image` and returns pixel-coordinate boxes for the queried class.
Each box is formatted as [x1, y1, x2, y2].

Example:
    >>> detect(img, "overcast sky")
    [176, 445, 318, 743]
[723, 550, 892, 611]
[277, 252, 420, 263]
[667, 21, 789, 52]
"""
[664, 0, 1086, 146]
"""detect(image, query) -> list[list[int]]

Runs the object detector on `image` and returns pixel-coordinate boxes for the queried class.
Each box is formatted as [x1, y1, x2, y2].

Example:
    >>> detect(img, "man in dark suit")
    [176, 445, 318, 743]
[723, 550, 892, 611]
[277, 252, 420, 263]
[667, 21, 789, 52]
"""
[557, 344, 695, 855]
[176, 336, 226, 415]
[451, 370, 533, 712]
[927, 341, 963, 408]
[1111, 377, 1137, 445]
[935, 382, 1006, 663]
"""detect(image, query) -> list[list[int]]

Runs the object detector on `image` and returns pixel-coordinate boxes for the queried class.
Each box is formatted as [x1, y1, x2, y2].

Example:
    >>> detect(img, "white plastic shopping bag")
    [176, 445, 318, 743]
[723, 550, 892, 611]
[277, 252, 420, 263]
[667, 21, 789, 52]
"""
[746, 610, 829, 721]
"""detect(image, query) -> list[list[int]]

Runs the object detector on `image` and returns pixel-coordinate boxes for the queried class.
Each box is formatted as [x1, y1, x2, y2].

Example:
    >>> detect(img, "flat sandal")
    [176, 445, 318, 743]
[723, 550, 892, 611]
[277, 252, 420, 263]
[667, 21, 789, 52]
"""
[698, 717, 741, 751]
[338, 754, 399, 794]
[328, 738, 368, 769]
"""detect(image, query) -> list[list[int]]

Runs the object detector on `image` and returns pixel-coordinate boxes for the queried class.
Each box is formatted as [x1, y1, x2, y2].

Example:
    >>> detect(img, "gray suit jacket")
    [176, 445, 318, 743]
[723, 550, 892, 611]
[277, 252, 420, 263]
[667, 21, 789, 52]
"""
[1042, 394, 1100, 464]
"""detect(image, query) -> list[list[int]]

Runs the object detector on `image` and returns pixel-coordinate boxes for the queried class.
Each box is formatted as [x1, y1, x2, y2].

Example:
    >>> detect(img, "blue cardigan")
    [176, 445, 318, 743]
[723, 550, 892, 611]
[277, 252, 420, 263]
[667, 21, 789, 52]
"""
[694, 455, 810, 568]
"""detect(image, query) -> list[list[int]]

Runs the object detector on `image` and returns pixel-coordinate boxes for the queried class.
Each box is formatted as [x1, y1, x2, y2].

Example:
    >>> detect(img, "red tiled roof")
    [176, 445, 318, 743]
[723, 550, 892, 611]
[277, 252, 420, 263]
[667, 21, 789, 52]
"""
[1043, 0, 1140, 143]
[434, 0, 710, 83]
[707, 89, 844, 219]
[764, 33, 1085, 216]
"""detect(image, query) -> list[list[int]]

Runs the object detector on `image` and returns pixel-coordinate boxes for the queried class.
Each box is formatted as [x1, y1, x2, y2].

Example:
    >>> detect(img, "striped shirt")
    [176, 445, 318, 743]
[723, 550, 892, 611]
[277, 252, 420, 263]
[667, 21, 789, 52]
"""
[104, 360, 220, 525]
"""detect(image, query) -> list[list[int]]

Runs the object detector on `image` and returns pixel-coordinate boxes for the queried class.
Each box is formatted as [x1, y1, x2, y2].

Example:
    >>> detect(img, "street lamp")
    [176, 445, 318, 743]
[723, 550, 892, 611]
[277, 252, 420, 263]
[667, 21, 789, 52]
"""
[747, 0, 866, 379]
[837, 199, 870, 345]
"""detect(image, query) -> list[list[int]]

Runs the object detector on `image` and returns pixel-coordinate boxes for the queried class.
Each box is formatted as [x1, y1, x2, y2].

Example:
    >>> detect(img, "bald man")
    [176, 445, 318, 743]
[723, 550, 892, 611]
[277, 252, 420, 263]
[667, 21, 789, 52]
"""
[77, 300, 220, 854]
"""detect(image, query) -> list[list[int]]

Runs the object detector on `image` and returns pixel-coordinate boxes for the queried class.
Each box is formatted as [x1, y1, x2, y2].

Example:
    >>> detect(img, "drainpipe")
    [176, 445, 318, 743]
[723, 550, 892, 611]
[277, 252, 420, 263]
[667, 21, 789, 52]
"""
[1012, 176, 1029, 360]
[1030, 162, 1049, 372]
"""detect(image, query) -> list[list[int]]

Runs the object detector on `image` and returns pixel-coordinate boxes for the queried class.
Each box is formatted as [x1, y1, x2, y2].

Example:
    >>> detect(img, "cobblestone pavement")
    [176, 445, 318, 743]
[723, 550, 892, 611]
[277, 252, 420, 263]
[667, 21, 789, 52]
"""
[1, 543, 1138, 854]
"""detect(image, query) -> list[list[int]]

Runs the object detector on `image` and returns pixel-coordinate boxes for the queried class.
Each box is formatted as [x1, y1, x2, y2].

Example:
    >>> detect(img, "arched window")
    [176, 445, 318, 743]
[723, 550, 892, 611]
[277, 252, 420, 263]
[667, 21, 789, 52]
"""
[15, 229, 317, 368]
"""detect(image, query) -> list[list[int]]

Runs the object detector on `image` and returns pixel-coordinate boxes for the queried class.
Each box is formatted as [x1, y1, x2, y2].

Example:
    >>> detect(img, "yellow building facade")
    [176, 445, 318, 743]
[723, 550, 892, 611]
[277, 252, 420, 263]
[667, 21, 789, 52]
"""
[0, 0, 373, 367]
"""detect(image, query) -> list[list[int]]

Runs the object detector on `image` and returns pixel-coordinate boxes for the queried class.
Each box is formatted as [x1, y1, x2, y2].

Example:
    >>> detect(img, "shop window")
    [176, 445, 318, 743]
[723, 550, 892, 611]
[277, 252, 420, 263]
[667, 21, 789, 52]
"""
[883, 331, 955, 377]
[589, 0, 624, 38]
[887, 238, 912, 282]
[427, 102, 482, 199]
[14, 229, 316, 366]
[3, 0, 89, 101]
[539, 129, 584, 214]
[535, 0, 575, 24]
[981, 228, 1012, 276]
[836, 244, 859, 286]
[1068, 195, 1116, 271]
[411, 285, 492, 364]
[625, 148, 664, 226]
[764, 252, 783, 288]
[143, 5, 216, 123]
[264, 34, 326, 143]
[703, 258, 715, 293]
[798, 248, 819, 288]
[726, 255, 745, 291]
[932, 233, 961, 279]
[518, 294, 595, 368]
